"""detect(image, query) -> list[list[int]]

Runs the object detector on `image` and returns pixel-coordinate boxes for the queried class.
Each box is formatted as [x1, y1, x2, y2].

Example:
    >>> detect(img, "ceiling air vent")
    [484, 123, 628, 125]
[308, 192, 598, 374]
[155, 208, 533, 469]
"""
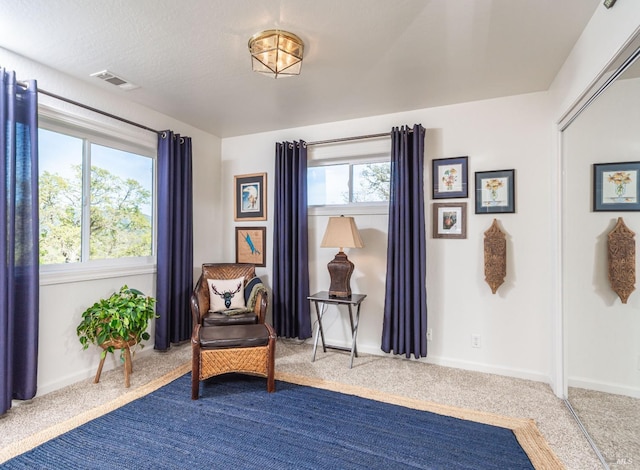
[90, 70, 139, 91]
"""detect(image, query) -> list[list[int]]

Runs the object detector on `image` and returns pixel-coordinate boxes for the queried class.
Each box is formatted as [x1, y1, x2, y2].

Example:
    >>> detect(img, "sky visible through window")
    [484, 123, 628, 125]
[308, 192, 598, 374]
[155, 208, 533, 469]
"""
[39, 128, 153, 215]
[91, 143, 153, 216]
[38, 128, 81, 179]
[308, 164, 349, 205]
[308, 162, 390, 205]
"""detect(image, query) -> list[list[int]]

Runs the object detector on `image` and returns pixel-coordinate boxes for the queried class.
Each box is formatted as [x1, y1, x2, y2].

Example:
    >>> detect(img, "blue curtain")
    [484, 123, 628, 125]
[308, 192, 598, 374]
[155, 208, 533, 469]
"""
[155, 131, 193, 350]
[272, 141, 312, 339]
[382, 124, 427, 359]
[0, 69, 39, 415]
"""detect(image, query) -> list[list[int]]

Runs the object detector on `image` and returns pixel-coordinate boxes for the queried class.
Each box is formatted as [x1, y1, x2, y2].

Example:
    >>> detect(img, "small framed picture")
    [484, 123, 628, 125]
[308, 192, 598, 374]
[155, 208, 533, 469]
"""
[593, 161, 640, 211]
[433, 202, 467, 239]
[234, 173, 267, 221]
[432, 156, 468, 199]
[475, 169, 515, 214]
[235, 227, 266, 267]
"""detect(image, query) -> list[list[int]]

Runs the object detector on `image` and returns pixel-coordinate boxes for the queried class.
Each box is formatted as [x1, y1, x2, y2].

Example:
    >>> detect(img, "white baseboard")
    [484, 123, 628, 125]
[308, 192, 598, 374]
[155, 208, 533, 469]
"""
[35, 347, 156, 397]
[306, 338, 550, 385]
[568, 377, 640, 398]
[424, 355, 549, 384]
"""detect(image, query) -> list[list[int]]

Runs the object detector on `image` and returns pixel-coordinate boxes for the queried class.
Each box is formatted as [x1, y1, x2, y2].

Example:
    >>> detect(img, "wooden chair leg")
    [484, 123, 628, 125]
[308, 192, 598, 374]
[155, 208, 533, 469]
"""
[266, 324, 276, 393]
[191, 341, 201, 400]
[267, 367, 275, 392]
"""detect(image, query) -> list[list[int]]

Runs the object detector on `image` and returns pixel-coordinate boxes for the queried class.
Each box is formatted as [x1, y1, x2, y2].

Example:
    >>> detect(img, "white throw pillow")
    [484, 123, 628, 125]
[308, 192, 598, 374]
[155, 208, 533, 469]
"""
[207, 278, 246, 312]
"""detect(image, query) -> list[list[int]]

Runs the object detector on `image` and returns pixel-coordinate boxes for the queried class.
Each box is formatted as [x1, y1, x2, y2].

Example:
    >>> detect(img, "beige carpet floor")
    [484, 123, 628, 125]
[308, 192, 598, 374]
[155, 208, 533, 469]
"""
[0, 339, 605, 469]
[568, 387, 639, 469]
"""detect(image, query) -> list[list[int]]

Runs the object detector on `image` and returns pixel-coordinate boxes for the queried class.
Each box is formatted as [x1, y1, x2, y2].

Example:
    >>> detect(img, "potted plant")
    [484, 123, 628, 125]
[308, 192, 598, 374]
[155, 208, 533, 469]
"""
[77, 285, 157, 386]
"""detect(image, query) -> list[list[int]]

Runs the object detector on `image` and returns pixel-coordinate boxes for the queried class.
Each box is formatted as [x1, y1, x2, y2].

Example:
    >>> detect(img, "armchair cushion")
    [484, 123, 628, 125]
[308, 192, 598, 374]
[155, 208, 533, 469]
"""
[203, 311, 258, 326]
[199, 324, 271, 349]
[207, 277, 246, 312]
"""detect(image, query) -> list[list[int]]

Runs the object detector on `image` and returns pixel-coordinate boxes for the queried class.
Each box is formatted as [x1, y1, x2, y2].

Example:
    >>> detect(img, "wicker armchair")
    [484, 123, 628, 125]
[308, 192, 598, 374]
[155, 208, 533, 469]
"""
[190, 263, 275, 399]
[190, 263, 268, 327]
[191, 322, 276, 398]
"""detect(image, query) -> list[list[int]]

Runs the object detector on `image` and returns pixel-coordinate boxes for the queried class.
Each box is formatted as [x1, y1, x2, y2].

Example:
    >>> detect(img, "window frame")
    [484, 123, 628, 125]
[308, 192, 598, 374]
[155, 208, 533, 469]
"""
[38, 106, 157, 285]
[307, 153, 390, 216]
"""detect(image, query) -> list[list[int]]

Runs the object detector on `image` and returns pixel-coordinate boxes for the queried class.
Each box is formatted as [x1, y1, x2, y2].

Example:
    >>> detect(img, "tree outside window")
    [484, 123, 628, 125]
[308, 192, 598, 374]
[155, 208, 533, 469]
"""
[38, 128, 153, 264]
[308, 161, 390, 206]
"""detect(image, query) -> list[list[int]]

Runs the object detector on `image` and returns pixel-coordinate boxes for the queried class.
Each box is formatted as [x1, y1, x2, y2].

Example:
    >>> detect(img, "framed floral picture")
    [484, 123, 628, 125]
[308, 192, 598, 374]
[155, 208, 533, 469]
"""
[235, 227, 266, 267]
[433, 202, 467, 239]
[593, 162, 640, 211]
[475, 169, 515, 214]
[432, 156, 468, 199]
[234, 173, 266, 221]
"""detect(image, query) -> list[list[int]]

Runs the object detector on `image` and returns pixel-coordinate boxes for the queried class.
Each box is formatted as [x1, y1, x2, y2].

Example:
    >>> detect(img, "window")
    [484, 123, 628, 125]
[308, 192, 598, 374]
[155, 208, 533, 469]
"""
[308, 160, 390, 206]
[38, 120, 155, 267]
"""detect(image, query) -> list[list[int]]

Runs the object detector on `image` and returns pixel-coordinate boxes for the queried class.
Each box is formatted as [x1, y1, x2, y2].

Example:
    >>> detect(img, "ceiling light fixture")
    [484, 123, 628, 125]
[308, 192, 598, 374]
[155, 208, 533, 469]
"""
[248, 29, 304, 78]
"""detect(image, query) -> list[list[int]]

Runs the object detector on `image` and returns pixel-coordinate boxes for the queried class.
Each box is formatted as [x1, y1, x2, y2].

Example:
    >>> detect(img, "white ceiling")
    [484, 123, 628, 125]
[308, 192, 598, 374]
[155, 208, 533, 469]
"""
[0, 0, 601, 138]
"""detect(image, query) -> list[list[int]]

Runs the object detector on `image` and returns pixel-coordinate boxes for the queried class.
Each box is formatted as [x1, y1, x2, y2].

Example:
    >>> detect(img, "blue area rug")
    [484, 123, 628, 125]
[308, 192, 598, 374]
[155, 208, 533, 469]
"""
[0, 370, 558, 469]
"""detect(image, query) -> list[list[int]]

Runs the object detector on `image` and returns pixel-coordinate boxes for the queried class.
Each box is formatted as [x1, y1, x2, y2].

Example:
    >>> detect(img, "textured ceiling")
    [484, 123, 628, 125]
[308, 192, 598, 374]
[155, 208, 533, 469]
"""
[0, 0, 600, 138]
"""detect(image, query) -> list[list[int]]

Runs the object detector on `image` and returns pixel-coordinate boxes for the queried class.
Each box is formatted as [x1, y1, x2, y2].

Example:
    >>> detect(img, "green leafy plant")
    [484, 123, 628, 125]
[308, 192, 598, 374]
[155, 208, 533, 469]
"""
[76, 285, 157, 359]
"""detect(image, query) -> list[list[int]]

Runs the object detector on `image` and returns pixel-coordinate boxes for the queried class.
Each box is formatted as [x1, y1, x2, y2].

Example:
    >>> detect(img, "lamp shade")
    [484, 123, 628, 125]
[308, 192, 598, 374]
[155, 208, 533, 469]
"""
[248, 30, 304, 78]
[321, 216, 364, 250]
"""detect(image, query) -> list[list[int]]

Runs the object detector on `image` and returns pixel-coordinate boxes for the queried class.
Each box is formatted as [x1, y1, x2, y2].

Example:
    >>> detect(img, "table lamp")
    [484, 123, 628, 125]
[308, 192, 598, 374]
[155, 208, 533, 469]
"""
[320, 215, 364, 297]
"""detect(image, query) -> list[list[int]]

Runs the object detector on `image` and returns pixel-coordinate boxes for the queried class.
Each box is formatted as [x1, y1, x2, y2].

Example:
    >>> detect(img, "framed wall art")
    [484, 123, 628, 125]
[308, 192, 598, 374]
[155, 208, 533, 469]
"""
[475, 169, 515, 214]
[593, 161, 640, 211]
[432, 156, 468, 199]
[235, 227, 266, 267]
[433, 202, 467, 239]
[234, 172, 267, 221]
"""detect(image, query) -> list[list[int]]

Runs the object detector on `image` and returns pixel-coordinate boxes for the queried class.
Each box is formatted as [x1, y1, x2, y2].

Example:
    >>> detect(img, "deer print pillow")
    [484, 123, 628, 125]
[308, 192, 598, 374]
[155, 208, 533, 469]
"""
[207, 278, 246, 312]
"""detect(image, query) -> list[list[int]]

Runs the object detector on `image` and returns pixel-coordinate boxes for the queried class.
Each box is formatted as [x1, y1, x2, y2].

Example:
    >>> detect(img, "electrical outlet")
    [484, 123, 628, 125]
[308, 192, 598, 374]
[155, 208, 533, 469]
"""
[471, 334, 482, 348]
[427, 328, 433, 341]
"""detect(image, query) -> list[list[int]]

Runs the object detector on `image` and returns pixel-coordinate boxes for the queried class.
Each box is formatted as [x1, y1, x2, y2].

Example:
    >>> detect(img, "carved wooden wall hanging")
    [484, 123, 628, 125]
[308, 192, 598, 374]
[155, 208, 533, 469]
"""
[484, 219, 507, 294]
[607, 217, 635, 304]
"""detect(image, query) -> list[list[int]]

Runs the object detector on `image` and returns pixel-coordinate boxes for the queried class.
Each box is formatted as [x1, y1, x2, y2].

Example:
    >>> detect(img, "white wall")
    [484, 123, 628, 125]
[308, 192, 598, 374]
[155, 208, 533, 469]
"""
[0, 47, 222, 395]
[563, 77, 640, 398]
[221, 2, 640, 391]
[549, 1, 640, 121]
[4, 0, 640, 397]
[222, 91, 555, 383]
[548, 1, 640, 396]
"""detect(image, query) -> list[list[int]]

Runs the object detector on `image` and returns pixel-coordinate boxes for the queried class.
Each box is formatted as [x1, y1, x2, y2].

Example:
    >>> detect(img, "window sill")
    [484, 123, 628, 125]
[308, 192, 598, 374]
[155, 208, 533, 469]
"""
[40, 258, 156, 286]
[309, 204, 389, 217]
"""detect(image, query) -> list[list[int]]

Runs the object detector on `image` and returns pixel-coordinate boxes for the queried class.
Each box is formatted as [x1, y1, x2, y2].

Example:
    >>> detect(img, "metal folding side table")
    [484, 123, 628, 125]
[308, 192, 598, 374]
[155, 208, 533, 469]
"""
[308, 291, 367, 368]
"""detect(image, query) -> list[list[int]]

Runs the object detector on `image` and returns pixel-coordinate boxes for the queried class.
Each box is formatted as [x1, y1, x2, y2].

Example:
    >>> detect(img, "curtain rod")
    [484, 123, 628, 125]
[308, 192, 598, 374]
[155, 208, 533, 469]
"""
[307, 128, 416, 146]
[17, 80, 161, 135]
[307, 132, 390, 146]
